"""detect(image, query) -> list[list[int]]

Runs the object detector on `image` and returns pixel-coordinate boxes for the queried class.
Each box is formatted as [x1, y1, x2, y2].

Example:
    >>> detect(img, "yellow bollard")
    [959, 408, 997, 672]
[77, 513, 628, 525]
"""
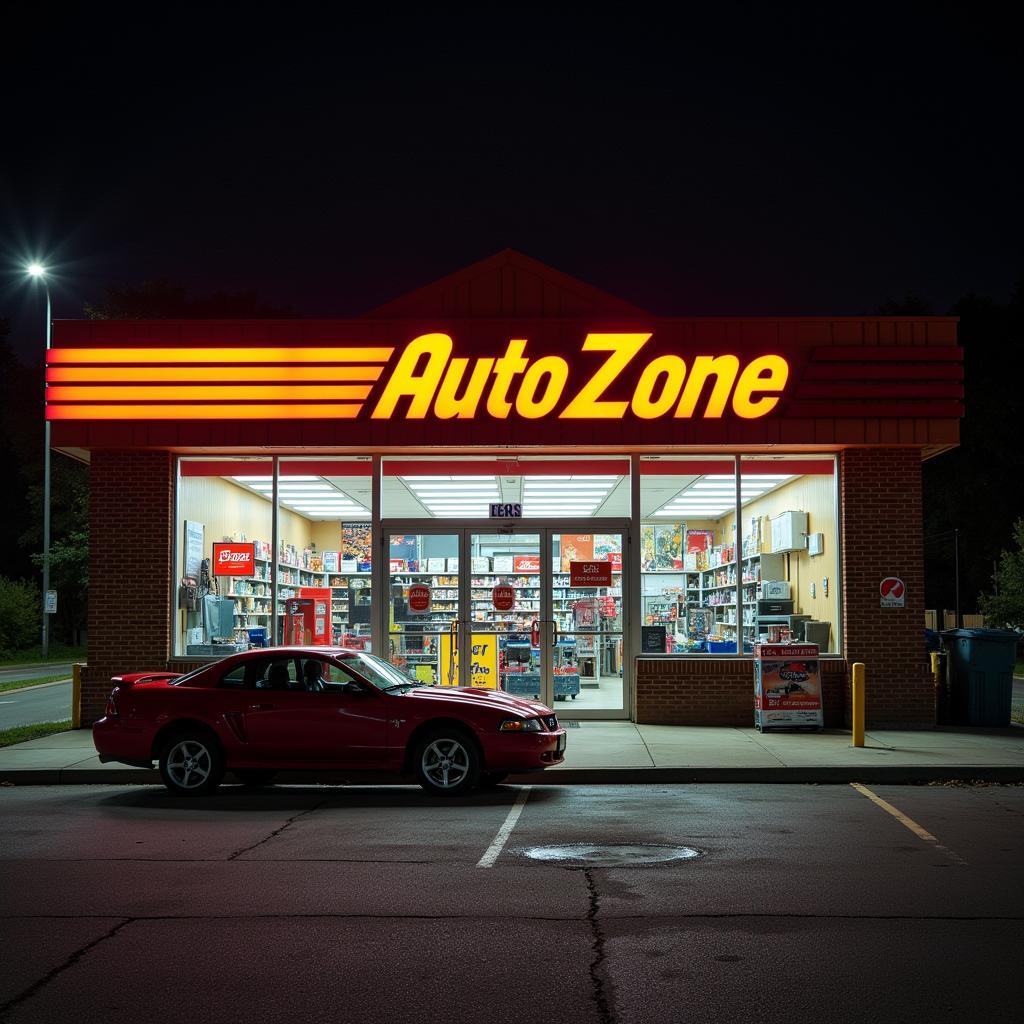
[72, 663, 82, 729]
[851, 662, 865, 747]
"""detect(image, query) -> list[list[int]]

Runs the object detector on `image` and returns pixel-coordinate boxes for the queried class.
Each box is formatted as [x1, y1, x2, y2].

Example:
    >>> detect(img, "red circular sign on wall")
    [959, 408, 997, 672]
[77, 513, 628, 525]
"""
[492, 584, 515, 612]
[408, 583, 432, 613]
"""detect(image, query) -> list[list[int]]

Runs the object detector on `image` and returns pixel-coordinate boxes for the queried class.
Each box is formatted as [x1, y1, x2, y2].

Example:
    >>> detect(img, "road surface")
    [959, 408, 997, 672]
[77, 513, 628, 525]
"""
[1, 781, 1021, 1023]
[0, 681, 72, 730]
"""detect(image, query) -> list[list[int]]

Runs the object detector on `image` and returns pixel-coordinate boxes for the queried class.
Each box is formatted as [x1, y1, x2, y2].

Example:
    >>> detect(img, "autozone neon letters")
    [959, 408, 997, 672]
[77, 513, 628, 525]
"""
[370, 333, 789, 420]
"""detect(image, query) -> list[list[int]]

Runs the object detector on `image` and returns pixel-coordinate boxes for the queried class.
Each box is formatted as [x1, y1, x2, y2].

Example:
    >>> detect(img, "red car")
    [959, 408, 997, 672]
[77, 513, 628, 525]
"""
[93, 647, 567, 797]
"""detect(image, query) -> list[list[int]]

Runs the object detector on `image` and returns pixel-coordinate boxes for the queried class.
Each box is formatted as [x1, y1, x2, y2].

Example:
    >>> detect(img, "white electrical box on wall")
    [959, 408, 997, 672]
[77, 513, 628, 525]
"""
[771, 511, 809, 553]
[807, 532, 824, 556]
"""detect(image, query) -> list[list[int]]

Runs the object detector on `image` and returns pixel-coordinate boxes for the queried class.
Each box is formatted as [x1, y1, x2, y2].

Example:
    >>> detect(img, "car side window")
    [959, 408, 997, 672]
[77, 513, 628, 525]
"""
[255, 659, 301, 691]
[219, 664, 248, 689]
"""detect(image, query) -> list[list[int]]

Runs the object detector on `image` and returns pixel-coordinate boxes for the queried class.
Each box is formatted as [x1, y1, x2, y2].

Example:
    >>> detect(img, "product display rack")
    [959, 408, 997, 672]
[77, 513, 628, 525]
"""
[699, 554, 761, 640]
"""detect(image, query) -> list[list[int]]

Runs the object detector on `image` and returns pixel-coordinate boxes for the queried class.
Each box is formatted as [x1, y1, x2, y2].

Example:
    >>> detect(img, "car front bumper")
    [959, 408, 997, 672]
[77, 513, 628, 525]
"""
[483, 728, 567, 771]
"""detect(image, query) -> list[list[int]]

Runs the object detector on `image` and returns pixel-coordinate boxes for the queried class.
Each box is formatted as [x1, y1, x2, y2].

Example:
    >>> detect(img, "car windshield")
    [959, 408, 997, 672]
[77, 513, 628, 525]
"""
[337, 653, 422, 691]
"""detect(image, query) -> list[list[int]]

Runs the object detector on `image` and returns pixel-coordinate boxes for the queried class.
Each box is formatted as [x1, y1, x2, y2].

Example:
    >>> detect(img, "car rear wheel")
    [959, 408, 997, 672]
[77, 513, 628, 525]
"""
[235, 769, 277, 788]
[414, 730, 480, 797]
[158, 732, 224, 796]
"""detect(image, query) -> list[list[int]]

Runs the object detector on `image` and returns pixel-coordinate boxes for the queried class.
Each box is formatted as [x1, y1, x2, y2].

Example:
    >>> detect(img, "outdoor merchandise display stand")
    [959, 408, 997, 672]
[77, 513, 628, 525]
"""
[753, 642, 824, 731]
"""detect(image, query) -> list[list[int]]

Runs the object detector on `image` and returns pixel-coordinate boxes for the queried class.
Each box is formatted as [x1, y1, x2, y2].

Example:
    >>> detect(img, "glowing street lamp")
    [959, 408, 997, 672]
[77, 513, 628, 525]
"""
[26, 263, 53, 657]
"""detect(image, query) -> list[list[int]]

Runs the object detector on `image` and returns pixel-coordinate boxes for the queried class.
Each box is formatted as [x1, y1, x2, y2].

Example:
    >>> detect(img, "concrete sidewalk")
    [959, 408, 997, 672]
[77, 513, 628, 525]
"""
[1, 722, 1022, 785]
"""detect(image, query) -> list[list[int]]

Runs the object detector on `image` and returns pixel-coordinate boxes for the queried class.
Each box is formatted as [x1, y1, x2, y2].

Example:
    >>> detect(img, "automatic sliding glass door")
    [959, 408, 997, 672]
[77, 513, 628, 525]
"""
[384, 525, 628, 715]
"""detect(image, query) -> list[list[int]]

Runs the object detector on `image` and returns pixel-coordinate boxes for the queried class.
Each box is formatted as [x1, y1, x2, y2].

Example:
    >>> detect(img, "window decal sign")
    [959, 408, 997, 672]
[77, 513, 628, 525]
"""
[407, 583, 432, 614]
[570, 561, 613, 587]
[212, 542, 255, 577]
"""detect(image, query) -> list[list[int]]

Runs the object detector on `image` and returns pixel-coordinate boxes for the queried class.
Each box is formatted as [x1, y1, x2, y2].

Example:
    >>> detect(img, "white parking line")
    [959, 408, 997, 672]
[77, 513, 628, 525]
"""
[477, 786, 532, 868]
[850, 782, 967, 865]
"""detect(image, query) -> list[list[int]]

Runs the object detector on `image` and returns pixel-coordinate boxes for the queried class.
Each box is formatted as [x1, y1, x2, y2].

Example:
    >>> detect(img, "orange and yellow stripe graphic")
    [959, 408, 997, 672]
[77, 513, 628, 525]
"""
[45, 346, 394, 420]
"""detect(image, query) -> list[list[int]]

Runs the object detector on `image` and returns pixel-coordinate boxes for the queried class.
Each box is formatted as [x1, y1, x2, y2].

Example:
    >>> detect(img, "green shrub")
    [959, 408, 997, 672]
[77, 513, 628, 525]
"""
[0, 577, 41, 657]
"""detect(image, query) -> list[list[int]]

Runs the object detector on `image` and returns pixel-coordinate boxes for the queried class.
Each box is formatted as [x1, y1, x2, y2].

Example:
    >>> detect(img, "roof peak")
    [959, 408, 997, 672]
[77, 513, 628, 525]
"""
[365, 249, 650, 319]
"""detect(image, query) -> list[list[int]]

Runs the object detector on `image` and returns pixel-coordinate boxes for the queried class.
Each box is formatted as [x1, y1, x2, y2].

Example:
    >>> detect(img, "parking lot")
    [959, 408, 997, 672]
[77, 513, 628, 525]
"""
[2, 781, 1022, 1023]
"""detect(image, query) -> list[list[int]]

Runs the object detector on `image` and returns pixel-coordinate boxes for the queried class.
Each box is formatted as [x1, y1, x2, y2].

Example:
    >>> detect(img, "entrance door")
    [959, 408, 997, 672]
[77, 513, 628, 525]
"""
[383, 526, 629, 716]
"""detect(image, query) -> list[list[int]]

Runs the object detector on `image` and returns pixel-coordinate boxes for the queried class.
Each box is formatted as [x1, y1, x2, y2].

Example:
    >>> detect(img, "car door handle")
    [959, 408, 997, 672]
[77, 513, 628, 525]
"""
[248, 703, 275, 710]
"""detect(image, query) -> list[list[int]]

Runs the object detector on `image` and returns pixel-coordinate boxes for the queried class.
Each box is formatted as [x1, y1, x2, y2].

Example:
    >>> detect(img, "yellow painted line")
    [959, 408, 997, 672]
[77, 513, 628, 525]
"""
[850, 783, 967, 865]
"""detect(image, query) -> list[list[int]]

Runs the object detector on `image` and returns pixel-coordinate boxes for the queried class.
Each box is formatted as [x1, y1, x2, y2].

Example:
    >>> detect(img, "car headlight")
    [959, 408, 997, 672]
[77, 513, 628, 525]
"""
[499, 717, 543, 732]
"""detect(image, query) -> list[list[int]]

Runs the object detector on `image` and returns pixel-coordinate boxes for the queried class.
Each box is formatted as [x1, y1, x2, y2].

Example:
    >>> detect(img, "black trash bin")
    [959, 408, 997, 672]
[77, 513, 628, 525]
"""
[940, 628, 1017, 727]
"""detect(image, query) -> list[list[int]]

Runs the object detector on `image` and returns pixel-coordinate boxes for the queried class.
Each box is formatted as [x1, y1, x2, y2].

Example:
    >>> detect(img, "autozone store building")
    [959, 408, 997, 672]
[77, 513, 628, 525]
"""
[47, 252, 962, 728]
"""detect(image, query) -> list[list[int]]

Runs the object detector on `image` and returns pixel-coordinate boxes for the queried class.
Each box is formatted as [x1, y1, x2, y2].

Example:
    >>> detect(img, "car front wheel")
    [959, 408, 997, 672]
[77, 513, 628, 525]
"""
[414, 730, 480, 797]
[158, 732, 225, 796]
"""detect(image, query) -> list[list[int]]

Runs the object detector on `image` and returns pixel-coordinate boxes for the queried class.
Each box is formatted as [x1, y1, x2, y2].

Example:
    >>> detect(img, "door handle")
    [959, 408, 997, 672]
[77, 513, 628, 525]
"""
[248, 703, 275, 711]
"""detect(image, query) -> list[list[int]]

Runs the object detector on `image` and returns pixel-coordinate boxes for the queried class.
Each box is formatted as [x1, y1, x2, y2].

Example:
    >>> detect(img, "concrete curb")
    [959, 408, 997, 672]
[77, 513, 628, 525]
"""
[3, 765, 1023, 787]
[0, 678, 72, 695]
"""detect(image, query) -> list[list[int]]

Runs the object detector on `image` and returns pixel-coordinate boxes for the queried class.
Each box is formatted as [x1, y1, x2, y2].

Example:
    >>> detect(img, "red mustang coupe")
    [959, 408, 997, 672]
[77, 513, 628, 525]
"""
[93, 647, 567, 797]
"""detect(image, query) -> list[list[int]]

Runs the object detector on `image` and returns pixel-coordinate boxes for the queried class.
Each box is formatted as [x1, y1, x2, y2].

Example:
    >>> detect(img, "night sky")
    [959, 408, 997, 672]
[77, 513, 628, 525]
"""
[2, 6, 1020, 362]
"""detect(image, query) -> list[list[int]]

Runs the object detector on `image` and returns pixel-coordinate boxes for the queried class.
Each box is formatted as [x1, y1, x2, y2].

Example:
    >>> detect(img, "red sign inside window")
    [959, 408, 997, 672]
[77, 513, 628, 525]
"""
[513, 555, 540, 573]
[570, 560, 613, 587]
[407, 583, 432, 613]
[492, 584, 515, 612]
[212, 542, 255, 577]
[608, 552, 622, 570]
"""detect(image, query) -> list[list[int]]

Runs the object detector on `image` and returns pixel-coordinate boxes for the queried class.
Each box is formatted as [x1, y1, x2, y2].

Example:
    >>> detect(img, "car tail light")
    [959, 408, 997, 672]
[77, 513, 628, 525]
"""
[105, 691, 119, 718]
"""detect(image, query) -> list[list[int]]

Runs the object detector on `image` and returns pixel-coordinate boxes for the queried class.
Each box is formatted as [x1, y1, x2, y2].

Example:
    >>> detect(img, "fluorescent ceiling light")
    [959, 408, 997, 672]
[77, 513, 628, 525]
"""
[403, 475, 495, 481]
[570, 475, 620, 480]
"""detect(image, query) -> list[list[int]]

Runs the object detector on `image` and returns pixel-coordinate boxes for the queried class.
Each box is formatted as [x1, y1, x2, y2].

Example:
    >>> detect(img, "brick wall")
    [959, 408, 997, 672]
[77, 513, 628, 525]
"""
[81, 451, 173, 725]
[840, 448, 932, 726]
[635, 657, 846, 726]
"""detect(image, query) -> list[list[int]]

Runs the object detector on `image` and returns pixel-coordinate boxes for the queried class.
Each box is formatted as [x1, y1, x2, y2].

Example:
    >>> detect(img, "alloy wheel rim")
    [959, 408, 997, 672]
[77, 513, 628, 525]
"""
[422, 738, 470, 788]
[166, 739, 212, 789]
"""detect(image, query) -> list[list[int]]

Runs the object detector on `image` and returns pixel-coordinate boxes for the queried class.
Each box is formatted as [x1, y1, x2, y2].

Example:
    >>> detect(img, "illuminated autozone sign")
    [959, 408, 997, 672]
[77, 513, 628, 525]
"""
[46, 332, 790, 422]
[372, 333, 789, 420]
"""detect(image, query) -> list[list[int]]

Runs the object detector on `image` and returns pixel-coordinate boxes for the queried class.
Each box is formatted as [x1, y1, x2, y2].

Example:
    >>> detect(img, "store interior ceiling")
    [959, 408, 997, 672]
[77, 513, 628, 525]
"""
[227, 470, 797, 521]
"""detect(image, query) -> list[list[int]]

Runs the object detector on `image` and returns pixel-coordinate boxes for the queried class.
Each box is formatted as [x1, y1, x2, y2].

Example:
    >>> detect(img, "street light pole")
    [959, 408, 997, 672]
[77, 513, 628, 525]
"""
[27, 264, 52, 657]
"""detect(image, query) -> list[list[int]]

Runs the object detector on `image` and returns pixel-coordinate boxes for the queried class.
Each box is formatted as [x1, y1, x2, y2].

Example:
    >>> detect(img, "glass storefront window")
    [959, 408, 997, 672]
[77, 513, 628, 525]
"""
[176, 458, 273, 657]
[640, 456, 741, 654]
[740, 455, 840, 653]
[640, 455, 840, 656]
[175, 457, 372, 656]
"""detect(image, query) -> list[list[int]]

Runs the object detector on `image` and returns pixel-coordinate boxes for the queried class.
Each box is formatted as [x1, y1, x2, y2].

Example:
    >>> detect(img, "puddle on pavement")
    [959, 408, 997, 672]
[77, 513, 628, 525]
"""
[519, 843, 702, 866]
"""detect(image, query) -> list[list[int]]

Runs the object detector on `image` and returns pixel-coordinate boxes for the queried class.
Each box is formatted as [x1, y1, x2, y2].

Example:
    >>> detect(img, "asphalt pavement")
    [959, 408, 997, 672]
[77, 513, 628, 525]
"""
[0, 663, 72, 683]
[1, 781, 1021, 1023]
[0, 681, 71, 730]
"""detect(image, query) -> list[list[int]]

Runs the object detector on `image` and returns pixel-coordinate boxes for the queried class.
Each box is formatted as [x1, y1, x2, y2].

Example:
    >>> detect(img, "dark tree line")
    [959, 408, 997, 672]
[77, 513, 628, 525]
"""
[880, 285, 1024, 616]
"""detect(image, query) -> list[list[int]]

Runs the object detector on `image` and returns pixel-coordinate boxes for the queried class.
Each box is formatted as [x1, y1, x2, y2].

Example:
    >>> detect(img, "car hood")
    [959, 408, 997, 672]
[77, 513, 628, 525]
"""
[398, 686, 554, 717]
